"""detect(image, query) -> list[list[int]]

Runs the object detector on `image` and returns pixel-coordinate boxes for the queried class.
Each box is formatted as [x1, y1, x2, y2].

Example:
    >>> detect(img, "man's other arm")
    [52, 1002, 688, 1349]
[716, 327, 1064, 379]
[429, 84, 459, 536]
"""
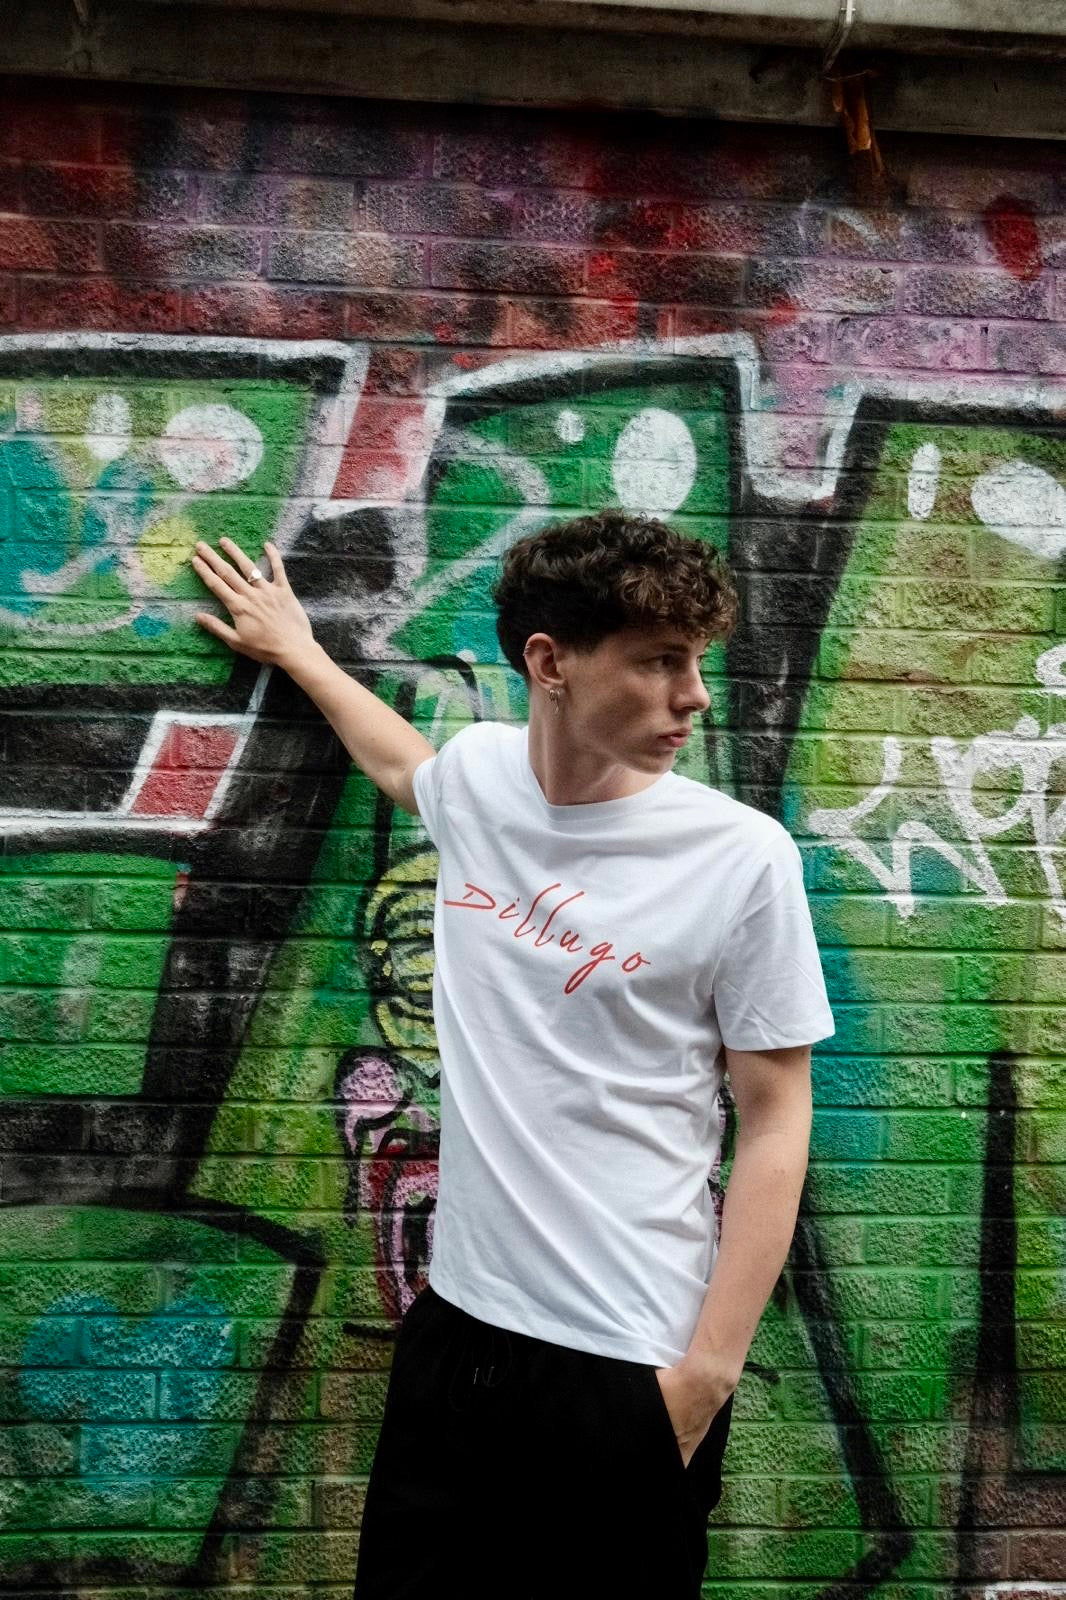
[655, 1042, 813, 1466]
[191, 536, 434, 815]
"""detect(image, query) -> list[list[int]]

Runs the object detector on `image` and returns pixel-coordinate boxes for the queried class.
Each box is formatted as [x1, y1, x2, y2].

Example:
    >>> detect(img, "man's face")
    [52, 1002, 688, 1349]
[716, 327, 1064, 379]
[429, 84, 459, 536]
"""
[555, 625, 713, 776]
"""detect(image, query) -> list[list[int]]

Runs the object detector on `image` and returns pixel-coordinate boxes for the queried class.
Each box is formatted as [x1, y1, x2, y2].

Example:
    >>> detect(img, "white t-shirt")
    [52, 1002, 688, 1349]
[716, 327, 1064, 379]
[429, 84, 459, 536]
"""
[412, 721, 834, 1366]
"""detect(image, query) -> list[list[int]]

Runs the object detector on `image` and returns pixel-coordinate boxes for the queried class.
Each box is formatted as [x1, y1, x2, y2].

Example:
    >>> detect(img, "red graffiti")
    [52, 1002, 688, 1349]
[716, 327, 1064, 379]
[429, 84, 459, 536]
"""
[767, 293, 799, 329]
[983, 194, 1043, 283]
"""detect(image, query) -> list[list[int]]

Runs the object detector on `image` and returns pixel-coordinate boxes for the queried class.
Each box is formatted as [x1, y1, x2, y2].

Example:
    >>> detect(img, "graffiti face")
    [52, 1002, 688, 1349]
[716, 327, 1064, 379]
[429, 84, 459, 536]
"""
[335, 1052, 439, 1323]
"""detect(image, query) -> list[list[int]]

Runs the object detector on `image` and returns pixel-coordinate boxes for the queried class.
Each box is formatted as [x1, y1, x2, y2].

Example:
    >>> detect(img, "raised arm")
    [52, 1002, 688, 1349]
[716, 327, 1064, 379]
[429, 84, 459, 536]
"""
[191, 537, 434, 815]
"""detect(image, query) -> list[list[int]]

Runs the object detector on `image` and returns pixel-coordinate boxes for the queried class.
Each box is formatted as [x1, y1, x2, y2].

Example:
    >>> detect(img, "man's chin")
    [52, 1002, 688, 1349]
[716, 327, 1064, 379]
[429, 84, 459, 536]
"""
[633, 747, 678, 772]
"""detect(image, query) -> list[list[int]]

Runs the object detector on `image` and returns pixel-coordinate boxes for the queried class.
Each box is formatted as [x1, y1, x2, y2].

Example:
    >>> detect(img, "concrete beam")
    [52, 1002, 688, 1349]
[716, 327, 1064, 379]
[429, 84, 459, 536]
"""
[137, 0, 1066, 56]
[4, 0, 1066, 141]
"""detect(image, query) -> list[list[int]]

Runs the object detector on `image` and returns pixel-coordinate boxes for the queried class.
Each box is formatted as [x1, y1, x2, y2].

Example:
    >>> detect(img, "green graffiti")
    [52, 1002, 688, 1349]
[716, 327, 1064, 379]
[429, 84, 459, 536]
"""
[778, 419, 1066, 1582]
[0, 378, 311, 685]
[1, 336, 1064, 1595]
[0, 854, 180, 1097]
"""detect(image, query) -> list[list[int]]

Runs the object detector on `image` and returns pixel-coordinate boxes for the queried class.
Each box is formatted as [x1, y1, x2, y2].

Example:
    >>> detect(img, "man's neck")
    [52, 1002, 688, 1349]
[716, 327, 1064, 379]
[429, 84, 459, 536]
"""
[525, 712, 661, 807]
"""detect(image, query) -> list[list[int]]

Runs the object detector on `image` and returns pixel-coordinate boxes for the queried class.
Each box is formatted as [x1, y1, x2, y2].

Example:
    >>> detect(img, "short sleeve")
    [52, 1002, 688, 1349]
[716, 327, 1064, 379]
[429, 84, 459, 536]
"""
[713, 829, 835, 1051]
[411, 749, 444, 846]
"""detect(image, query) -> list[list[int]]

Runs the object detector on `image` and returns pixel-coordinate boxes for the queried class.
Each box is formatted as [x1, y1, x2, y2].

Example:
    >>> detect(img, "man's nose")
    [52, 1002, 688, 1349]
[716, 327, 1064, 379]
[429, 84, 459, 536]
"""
[676, 664, 711, 713]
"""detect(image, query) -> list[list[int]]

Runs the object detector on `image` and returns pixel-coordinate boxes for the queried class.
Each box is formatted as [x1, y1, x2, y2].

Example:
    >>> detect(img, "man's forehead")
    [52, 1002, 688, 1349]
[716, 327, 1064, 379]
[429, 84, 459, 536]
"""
[612, 625, 712, 652]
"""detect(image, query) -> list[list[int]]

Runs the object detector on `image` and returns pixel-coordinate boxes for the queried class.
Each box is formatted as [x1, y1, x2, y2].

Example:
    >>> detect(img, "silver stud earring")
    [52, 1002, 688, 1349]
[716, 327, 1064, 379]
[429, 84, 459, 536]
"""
[548, 688, 561, 713]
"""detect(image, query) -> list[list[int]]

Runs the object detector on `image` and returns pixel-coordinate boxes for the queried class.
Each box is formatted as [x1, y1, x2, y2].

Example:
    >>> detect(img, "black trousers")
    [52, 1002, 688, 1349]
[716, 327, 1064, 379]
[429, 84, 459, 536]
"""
[353, 1285, 733, 1600]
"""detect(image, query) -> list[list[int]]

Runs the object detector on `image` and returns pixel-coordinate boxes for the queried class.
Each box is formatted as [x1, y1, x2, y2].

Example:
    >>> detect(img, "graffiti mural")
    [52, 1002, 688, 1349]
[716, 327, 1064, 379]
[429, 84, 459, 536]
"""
[0, 333, 370, 1587]
[317, 340, 1066, 1598]
[0, 82, 1064, 1599]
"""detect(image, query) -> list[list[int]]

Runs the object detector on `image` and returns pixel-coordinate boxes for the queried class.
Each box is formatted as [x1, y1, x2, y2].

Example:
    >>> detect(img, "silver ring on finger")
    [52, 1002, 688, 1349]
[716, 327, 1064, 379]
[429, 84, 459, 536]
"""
[247, 566, 265, 583]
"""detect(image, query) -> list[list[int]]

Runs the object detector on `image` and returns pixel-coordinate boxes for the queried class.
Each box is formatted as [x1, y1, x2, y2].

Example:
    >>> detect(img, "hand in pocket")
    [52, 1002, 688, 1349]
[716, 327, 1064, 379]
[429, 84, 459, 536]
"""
[654, 1362, 731, 1469]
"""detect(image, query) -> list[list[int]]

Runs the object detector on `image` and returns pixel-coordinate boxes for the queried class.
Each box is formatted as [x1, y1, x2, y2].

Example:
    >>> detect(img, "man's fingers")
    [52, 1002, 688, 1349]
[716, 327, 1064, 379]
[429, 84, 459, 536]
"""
[263, 541, 289, 589]
[195, 540, 250, 593]
[191, 553, 243, 610]
[218, 536, 263, 583]
[194, 611, 243, 648]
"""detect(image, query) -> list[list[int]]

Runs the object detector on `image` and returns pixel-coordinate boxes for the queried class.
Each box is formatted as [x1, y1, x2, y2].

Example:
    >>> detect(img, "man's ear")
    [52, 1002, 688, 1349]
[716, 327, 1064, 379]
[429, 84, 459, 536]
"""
[522, 633, 567, 693]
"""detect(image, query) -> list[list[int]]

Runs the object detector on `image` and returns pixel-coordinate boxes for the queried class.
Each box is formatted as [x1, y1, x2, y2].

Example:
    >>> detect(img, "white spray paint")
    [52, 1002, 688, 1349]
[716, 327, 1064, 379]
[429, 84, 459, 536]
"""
[555, 408, 585, 444]
[984, 1587, 1066, 1598]
[906, 441, 941, 520]
[611, 407, 697, 515]
[1036, 641, 1066, 695]
[971, 459, 1066, 561]
[809, 652, 1066, 924]
[159, 403, 264, 492]
[85, 391, 132, 462]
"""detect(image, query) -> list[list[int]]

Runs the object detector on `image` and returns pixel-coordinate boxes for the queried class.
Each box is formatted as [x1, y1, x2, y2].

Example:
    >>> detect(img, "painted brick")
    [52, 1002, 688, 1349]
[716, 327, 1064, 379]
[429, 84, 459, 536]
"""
[0, 219, 98, 273]
[203, 175, 354, 230]
[903, 267, 1053, 319]
[357, 184, 513, 239]
[230, 1530, 360, 1584]
[271, 116, 425, 180]
[181, 283, 345, 339]
[512, 191, 595, 243]
[431, 240, 583, 296]
[103, 224, 261, 280]
[270, 231, 424, 288]
[432, 113, 591, 188]
[3, 95, 100, 163]
[509, 295, 650, 348]
[592, 125, 839, 203]
[17, 275, 182, 330]
[587, 248, 743, 306]
[833, 314, 983, 369]
[806, 1163, 953, 1215]
[23, 166, 192, 222]
[905, 159, 1057, 213]
[988, 318, 1066, 374]
[0, 1426, 77, 1478]
[705, 1527, 860, 1578]
[346, 290, 509, 344]
[103, 106, 424, 179]
[747, 261, 897, 313]
[0, 164, 20, 211]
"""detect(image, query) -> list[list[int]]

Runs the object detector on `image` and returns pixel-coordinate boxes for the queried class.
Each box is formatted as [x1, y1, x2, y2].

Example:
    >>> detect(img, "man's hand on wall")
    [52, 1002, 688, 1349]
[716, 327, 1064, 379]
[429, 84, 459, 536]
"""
[192, 536, 315, 669]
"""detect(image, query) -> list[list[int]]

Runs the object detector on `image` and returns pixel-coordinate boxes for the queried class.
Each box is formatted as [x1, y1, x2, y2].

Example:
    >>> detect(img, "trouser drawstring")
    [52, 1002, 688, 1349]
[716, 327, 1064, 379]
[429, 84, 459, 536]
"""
[447, 1317, 515, 1410]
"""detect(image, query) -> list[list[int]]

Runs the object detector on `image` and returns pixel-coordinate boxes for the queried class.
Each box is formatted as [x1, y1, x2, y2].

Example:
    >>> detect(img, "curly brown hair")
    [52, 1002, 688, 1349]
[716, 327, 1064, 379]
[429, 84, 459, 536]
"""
[492, 510, 738, 678]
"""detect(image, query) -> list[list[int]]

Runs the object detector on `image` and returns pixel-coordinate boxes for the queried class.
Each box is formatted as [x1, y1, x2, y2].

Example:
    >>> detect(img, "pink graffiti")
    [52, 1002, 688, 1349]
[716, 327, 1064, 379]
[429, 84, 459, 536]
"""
[336, 1052, 439, 1323]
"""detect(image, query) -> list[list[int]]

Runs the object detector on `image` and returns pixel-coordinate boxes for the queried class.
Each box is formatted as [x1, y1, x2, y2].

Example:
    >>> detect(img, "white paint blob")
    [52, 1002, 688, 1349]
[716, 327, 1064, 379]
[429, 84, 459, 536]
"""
[1036, 642, 1066, 697]
[970, 460, 1066, 562]
[555, 408, 586, 445]
[611, 407, 697, 515]
[85, 392, 132, 463]
[906, 441, 941, 520]
[159, 403, 264, 492]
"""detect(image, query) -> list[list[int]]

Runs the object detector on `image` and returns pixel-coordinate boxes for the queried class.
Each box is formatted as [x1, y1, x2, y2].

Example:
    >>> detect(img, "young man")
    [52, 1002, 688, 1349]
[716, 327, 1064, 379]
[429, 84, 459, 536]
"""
[191, 511, 834, 1600]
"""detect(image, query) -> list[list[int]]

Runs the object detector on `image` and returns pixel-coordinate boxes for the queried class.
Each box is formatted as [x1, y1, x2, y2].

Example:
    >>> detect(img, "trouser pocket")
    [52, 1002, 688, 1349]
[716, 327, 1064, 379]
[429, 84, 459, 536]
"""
[638, 1365, 734, 1511]
[686, 1390, 733, 1513]
[636, 1362, 689, 1480]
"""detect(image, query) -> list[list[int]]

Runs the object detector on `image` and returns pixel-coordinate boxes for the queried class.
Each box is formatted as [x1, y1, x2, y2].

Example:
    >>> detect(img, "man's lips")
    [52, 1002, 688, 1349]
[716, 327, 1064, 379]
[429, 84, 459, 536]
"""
[659, 730, 690, 747]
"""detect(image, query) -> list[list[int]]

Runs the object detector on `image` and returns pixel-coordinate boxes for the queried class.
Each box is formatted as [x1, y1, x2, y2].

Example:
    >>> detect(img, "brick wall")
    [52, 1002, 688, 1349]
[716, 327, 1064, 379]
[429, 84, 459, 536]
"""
[0, 77, 1064, 1597]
